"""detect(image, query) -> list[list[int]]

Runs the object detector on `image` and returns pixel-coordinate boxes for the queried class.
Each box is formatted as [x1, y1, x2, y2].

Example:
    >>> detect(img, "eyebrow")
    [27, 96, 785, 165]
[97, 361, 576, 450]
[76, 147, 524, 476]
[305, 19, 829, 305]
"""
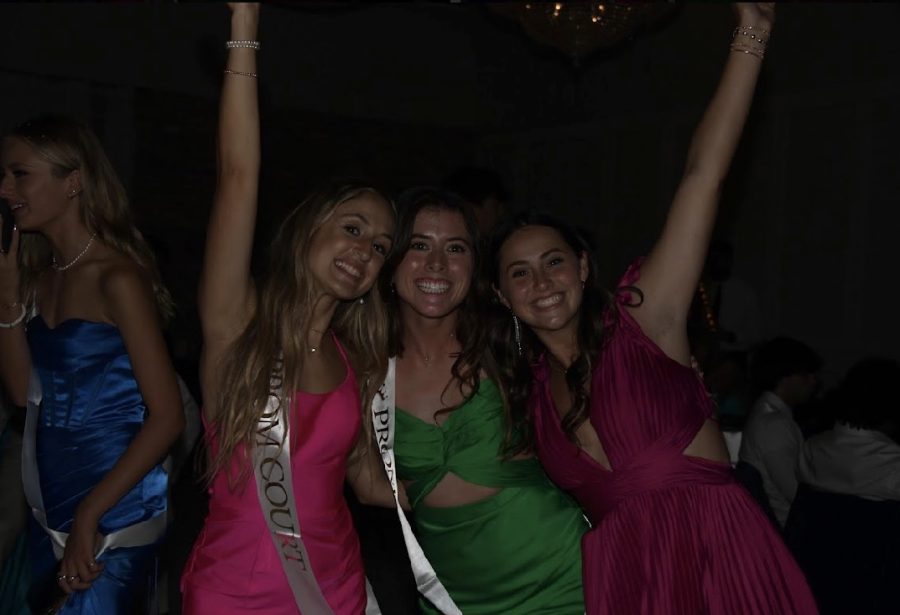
[505, 248, 564, 273]
[342, 212, 394, 243]
[410, 232, 471, 245]
[341, 212, 369, 225]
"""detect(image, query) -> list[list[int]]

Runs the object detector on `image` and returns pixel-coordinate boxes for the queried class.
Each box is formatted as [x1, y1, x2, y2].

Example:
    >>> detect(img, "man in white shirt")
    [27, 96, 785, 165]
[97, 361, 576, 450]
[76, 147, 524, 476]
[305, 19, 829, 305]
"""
[800, 358, 900, 501]
[739, 337, 822, 527]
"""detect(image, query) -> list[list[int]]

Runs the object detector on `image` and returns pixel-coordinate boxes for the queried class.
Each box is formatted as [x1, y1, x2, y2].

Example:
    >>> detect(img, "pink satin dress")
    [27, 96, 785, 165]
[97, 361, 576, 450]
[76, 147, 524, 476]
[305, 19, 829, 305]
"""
[532, 261, 818, 615]
[181, 338, 366, 614]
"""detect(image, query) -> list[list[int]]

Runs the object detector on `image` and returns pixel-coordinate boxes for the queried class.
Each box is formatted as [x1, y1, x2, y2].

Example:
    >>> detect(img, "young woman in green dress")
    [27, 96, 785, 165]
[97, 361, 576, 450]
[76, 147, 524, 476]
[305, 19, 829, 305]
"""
[385, 188, 587, 614]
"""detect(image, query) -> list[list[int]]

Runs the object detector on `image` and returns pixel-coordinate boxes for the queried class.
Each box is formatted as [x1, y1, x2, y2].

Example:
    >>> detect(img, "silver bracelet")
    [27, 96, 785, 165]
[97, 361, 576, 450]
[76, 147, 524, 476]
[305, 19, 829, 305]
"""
[0, 304, 26, 329]
[226, 40, 260, 50]
[223, 69, 258, 79]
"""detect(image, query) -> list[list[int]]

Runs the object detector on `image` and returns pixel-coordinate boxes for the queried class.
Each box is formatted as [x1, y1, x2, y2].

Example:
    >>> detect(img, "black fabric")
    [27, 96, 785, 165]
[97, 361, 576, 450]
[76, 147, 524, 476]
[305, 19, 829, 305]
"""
[784, 483, 900, 615]
[733, 460, 779, 528]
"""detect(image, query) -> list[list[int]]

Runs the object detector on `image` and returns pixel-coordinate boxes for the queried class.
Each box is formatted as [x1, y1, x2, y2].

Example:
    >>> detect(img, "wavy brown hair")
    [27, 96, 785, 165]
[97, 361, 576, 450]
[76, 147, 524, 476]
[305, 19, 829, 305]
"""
[11, 114, 173, 321]
[381, 187, 503, 420]
[208, 184, 395, 488]
[489, 211, 629, 455]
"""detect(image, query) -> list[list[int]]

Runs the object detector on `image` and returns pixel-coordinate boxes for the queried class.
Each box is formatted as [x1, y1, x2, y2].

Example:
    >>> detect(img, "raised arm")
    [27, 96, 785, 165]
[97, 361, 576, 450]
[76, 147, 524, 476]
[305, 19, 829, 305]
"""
[0, 221, 30, 406]
[630, 3, 774, 361]
[197, 3, 261, 378]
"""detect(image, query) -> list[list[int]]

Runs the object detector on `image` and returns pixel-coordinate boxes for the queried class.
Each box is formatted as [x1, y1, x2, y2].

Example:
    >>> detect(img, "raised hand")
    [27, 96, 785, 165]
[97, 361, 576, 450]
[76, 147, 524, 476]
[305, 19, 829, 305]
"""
[735, 3, 775, 30]
[227, 2, 260, 15]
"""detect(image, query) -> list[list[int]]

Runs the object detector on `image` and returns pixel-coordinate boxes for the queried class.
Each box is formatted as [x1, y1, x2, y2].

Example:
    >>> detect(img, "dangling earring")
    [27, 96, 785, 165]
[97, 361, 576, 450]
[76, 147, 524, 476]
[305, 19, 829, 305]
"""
[512, 313, 523, 356]
[359, 296, 365, 305]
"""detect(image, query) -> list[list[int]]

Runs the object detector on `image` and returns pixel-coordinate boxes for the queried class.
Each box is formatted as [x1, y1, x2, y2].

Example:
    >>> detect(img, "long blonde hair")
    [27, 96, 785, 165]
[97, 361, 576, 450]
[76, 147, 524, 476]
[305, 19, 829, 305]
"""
[11, 114, 174, 321]
[208, 184, 395, 488]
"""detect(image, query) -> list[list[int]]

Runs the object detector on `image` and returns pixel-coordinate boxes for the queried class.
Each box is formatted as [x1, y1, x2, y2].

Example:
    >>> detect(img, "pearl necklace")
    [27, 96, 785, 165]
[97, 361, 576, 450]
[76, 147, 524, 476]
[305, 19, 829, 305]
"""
[52, 234, 97, 272]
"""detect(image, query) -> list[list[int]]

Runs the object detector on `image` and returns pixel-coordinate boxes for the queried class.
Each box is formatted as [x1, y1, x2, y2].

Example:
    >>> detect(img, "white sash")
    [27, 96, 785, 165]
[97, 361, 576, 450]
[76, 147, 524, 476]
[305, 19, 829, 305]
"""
[22, 372, 167, 560]
[371, 358, 461, 615]
[254, 360, 381, 614]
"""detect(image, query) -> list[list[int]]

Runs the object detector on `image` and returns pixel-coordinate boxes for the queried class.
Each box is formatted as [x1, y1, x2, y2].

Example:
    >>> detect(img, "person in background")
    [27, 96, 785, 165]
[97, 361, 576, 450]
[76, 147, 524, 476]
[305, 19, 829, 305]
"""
[442, 166, 509, 236]
[799, 357, 900, 501]
[739, 336, 822, 527]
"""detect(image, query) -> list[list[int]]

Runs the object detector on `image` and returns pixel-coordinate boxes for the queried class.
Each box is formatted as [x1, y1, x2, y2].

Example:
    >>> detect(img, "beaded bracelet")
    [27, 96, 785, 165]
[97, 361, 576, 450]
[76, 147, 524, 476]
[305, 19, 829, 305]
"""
[733, 30, 768, 47]
[730, 43, 765, 60]
[0, 304, 26, 329]
[224, 69, 258, 79]
[226, 40, 260, 50]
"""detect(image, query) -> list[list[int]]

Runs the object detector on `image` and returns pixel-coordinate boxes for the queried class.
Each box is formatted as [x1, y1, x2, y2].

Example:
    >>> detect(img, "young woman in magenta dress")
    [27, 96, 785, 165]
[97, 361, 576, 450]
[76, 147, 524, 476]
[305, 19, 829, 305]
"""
[180, 4, 398, 613]
[490, 4, 818, 613]
[386, 188, 586, 614]
[0, 114, 185, 614]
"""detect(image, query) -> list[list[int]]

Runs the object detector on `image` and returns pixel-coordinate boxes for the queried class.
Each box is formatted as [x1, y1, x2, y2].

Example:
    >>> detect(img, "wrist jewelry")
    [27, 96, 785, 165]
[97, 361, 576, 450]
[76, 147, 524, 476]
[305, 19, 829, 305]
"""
[226, 40, 260, 50]
[0, 304, 26, 329]
[730, 43, 765, 60]
[731, 24, 768, 60]
[224, 69, 258, 79]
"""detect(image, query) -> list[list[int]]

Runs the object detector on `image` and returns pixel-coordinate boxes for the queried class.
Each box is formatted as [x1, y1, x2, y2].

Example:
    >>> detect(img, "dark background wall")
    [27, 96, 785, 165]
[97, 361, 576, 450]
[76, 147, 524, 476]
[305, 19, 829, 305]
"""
[2, 2, 898, 385]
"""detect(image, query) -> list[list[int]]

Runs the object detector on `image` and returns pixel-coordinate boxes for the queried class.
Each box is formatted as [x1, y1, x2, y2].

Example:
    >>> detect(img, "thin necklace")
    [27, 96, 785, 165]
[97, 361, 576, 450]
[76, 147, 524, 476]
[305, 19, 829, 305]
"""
[309, 328, 327, 354]
[52, 234, 96, 271]
[418, 332, 455, 366]
[548, 355, 568, 374]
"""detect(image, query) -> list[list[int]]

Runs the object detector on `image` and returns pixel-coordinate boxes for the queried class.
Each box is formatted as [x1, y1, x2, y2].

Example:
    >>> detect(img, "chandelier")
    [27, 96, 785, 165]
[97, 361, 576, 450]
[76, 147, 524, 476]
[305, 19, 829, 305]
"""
[491, 2, 677, 64]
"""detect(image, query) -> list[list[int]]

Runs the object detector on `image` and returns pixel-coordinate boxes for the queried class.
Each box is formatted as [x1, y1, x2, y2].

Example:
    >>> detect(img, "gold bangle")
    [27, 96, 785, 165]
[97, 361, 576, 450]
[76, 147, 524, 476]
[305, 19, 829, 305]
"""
[730, 43, 764, 60]
[223, 69, 258, 79]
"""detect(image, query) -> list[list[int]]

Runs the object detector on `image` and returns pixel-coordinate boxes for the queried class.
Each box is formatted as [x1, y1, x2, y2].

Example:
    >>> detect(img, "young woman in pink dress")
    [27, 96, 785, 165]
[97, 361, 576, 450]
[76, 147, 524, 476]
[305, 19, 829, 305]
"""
[180, 4, 397, 613]
[490, 4, 818, 614]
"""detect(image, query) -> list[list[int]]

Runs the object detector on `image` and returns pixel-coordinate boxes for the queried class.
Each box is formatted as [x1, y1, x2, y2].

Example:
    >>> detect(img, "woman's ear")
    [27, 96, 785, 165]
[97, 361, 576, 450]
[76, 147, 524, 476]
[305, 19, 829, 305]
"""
[65, 169, 83, 199]
[579, 251, 589, 284]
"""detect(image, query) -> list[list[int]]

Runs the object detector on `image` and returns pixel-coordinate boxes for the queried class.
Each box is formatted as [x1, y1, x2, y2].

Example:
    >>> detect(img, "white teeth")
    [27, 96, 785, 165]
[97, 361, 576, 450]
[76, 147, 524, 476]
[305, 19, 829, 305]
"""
[10, 203, 25, 211]
[335, 259, 361, 278]
[535, 294, 562, 308]
[416, 280, 450, 294]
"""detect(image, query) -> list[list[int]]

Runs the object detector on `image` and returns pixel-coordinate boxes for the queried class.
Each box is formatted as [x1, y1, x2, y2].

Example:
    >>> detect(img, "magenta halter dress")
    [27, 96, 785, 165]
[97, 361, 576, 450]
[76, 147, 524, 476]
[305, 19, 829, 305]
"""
[532, 261, 817, 615]
[181, 337, 366, 614]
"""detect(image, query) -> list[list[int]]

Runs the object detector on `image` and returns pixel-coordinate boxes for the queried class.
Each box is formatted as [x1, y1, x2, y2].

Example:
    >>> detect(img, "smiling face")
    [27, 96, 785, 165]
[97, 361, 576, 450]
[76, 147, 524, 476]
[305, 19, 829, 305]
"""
[0, 136, 80, 232]
[393, 206, 474, 320]
[495, 224, 589, 336]
[307, 192, 395, 301]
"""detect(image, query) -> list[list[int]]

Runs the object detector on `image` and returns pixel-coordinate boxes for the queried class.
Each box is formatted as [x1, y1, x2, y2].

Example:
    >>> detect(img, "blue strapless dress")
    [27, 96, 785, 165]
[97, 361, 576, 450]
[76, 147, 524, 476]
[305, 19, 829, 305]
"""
[26, 315, 167, 614]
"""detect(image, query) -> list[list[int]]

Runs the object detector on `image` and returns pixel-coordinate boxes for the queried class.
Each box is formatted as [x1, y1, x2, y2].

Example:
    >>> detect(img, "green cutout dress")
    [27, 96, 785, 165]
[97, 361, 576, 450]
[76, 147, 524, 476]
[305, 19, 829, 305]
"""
[396, 380, 587, 614]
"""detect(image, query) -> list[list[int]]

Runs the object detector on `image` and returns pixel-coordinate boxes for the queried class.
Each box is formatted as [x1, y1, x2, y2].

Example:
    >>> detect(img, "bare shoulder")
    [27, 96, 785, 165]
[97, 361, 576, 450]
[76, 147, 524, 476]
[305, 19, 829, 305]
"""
[95, 252, 156, 325]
